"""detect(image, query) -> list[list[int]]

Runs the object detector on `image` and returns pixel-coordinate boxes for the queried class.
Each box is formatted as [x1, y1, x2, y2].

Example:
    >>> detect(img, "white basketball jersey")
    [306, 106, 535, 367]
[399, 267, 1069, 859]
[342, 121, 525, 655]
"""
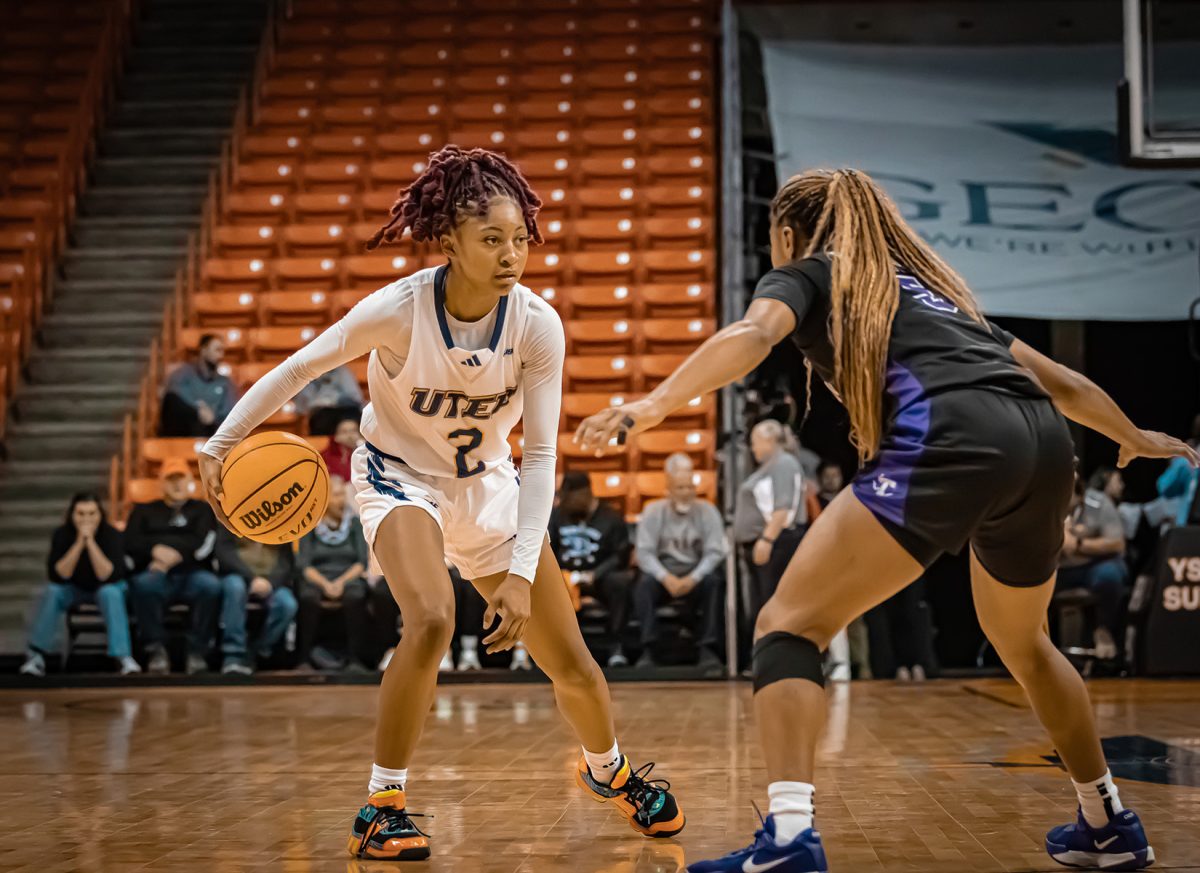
[363, 266, 528, 478]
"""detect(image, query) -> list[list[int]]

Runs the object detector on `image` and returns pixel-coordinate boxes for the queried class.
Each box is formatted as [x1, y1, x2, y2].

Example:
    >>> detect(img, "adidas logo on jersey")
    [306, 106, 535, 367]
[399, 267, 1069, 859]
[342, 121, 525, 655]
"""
[461, 354, 483, 367]
[409, 386, 517, 420]
[503, 347, 514, 355]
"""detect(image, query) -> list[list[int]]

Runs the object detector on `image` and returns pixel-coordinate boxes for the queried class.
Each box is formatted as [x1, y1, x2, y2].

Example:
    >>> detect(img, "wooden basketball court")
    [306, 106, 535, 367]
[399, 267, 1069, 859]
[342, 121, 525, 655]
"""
[2, 679, 1198, 872]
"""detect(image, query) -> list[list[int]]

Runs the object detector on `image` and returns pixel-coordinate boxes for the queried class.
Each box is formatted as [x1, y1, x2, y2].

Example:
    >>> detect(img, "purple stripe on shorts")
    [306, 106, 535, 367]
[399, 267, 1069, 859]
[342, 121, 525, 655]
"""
[851, 361, 932, 528]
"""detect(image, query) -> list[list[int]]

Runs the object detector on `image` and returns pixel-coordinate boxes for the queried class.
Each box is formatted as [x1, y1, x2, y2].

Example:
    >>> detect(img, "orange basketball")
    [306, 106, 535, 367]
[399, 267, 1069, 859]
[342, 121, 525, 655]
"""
[220, 431, 329, 544]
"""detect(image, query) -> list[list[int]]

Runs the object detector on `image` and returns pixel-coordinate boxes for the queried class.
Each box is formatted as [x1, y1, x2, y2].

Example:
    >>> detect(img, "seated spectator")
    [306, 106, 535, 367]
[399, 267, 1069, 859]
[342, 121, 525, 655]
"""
[294, 364, 364, 436]
[816, 460, 844, 511]
[550, 471, 634, 668]
[160, 333, 237, 437]
[632, 453, 725, 670]
[127, 460, 221, 674]
[734, 419, 806, 625]
[321, 416, 361, 483]
[296, 477, 381, 670]
[20, 493, 139, 677]
[1059, 472, 1129, 661]
[214, 527, 299, 675]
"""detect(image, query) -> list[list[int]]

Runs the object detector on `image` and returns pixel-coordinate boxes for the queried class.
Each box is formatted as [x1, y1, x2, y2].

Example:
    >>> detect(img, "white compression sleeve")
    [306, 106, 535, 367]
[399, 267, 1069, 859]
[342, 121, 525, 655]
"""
[507, 303, 565, 583]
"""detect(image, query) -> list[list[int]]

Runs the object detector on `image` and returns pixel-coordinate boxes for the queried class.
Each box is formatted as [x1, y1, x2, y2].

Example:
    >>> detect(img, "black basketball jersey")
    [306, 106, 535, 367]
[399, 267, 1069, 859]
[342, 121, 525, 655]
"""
[752, 253, 1047, 419]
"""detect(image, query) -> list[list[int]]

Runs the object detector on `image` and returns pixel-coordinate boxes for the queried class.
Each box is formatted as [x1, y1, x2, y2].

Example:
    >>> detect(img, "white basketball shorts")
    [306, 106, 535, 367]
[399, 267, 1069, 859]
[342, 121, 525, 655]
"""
[350, 441, 520, 580]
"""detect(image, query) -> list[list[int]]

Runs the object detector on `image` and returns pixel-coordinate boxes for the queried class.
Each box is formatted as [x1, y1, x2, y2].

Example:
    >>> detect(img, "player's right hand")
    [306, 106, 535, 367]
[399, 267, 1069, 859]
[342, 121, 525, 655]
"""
[198, 452, 236, 533]
[573, 397, 665, 456]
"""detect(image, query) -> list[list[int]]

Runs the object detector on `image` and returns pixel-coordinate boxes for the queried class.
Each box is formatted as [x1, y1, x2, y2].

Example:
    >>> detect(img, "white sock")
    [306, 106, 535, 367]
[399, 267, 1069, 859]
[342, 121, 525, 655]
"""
[583, 740, 622, 785]
[461, 635, 478, 653]
[1073, 770, 1123, 828]
[368, 764, 408, 795]
[768, 781, 815, 843]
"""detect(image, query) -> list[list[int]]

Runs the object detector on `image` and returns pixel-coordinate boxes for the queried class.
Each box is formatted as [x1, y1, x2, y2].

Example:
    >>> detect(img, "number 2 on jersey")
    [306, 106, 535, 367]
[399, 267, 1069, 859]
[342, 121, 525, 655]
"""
[449, 428, 485, 478]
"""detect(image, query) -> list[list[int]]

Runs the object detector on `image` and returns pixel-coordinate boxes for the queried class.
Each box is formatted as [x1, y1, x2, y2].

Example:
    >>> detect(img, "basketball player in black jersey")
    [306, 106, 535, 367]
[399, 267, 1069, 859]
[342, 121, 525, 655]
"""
[576, 169, 1195, 872]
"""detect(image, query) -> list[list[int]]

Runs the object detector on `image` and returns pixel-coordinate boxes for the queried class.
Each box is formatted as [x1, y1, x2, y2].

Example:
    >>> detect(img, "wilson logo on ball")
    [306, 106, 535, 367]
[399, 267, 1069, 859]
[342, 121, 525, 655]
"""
[237, 481, 306, 530]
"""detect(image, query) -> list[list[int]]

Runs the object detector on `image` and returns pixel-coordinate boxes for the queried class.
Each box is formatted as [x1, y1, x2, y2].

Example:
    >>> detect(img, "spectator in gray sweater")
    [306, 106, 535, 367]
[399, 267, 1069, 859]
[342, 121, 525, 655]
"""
[632, 453, 726, 669]
[214, 527, 298, 675]
[295, 476, 378, 670]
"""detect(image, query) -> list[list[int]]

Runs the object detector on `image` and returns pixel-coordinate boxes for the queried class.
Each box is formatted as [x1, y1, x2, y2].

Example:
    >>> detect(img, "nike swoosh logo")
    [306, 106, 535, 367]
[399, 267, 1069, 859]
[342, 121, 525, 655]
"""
[1095, 835, 1120, 850]
[743, 857, 791, 873]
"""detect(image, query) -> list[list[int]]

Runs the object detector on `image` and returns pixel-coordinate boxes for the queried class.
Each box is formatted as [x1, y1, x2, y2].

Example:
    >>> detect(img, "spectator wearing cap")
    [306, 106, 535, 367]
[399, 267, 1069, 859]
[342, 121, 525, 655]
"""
[160, 333, 238, 437]
[126, 459, 221, 674]
[20, 493, 139, 677]
[632, 453, 726, 670]
[294, 365, 363, 436]
[214, 527, 299, 675]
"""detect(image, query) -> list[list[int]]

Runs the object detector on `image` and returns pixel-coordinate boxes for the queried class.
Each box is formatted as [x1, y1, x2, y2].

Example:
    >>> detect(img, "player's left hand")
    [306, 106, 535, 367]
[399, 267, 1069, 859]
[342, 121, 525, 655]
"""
[1118, 429, 1200, 469]
[574, 397, 665, 456]
[483, 574, 532, 654]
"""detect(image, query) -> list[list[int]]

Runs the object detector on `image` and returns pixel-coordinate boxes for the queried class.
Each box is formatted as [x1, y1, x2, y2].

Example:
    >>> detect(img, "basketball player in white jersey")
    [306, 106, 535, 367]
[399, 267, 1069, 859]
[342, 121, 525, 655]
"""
[197, 146, 684, 861]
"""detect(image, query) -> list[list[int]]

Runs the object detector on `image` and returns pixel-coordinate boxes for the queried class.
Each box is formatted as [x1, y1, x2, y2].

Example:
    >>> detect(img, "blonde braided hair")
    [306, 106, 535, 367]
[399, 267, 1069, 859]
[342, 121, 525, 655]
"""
[770, 169, 984, 462]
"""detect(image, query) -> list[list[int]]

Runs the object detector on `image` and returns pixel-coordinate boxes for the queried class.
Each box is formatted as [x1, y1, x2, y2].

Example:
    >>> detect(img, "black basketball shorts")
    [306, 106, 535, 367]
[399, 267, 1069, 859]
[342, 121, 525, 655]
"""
[851, 388, 1075, 586]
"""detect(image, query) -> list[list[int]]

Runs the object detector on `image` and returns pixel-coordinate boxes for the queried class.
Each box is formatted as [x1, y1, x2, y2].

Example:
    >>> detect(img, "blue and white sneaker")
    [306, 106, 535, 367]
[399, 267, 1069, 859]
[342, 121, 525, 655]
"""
[687, 813, 827, 873]
[1046, 808, 1155, 871]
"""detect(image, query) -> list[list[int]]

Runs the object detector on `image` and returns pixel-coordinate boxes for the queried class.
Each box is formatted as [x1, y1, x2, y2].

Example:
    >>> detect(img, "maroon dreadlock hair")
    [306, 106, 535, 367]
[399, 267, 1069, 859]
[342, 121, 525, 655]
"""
[366, 145, 543, 250]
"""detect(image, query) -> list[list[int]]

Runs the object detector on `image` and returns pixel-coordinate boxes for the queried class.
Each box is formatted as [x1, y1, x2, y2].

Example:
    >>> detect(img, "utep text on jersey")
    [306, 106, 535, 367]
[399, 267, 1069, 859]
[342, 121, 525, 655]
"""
[409, 386, 518, 419]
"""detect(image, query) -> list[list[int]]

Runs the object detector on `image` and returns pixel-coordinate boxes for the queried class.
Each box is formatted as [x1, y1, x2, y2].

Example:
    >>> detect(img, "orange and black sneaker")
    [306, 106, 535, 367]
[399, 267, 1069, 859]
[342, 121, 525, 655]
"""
[576, 755, 685, 838]
[347, 787, 431, 861]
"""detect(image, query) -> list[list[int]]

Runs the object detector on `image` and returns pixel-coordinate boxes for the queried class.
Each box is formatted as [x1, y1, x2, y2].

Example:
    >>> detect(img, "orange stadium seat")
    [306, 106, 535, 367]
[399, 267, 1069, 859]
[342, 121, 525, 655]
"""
[647, 125, 712, 154]
[573, 217, 636, 251]
[237, 161, 296, 191]
[346, 254, 416, 288]
[126, 478, 165, 504]
[250, 325, 321, 362]
[179, 327, 247, 361]
[644, 216, 712, 248]
[585, 38, 644, 64]
[647, 65, 710, 93]
[643, 248, 714, 282]
[641, 282, 714, 318]
[311, 133, 371, 159]
[637, 429, 713, 470]
[590, 471, 633, 515]
[635, 469, 717, 505]
[281, 223, 348, 258]
[141, 437, 206, 476]
[662, 394, 716, 430]
[376, 131, 438, 158]
[275, 257, 340, 290]
[565, 319, 637, 356]
[562, 284, 637, 320]
[642, 317, 713, 354]
[579, 156, 640, 187]
[334, 288, 370, 317]
[205, 258, 270, 293]
[640, 354, 687, 389]
[574, 250, 636, 284]
[192, 291, 259, 327]
[513, 128, 574, 156]
[293, 192, 355, 224]
[262, 290, 334, 325]
[240, 133, 306, 160]
[564, 355, 636, 394]
[213, 225, 277, 259]
[300, 160, 363, 192]
[578, 187, 638, 215]
[225, 192, 289, 226]
[369, 159, 424, 190]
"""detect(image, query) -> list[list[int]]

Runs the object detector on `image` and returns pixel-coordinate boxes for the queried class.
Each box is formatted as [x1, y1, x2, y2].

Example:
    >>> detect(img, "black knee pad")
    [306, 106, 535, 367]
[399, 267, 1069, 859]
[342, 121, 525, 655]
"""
[752, 631, 825, 693]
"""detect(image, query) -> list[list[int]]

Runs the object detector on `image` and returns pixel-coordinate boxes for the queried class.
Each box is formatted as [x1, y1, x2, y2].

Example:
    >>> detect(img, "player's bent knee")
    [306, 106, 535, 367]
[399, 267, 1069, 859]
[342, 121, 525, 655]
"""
[754, 600, 834, 651]
[543, 650, 603, 691]
[403, 606, 455, 658]
[752, 631, 825, 693]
